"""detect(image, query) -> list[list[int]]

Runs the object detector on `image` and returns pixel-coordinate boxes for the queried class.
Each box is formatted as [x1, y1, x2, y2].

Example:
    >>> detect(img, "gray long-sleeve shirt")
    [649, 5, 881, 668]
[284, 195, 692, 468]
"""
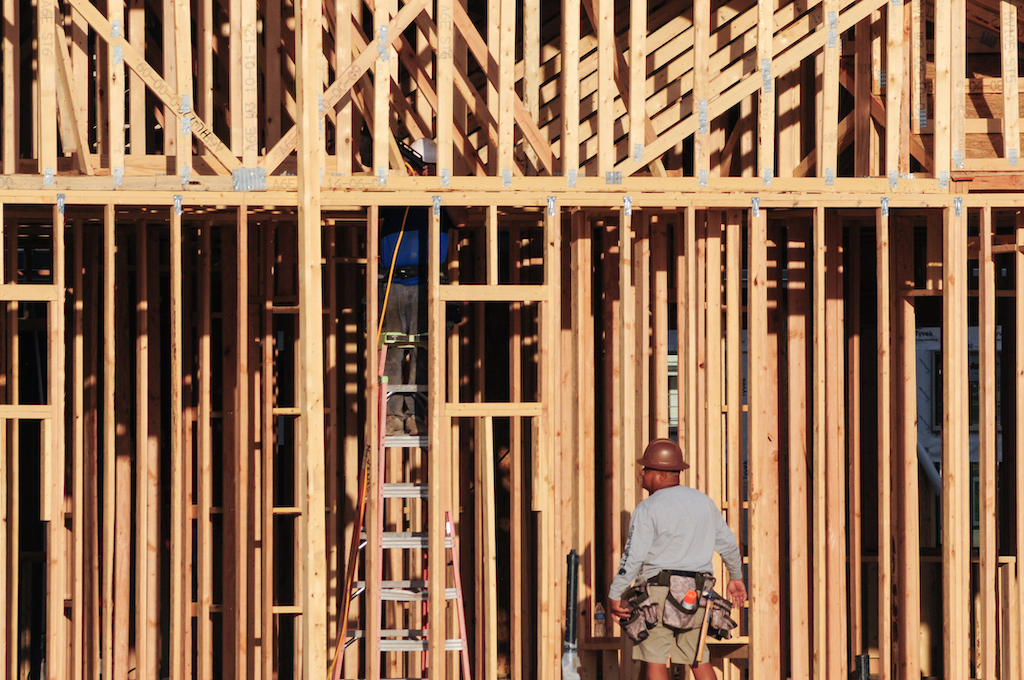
[608, 485, 743, 600]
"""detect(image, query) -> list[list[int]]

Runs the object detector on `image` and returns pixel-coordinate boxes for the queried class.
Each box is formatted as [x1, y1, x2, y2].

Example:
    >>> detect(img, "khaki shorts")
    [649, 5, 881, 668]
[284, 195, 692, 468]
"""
[632, 585, 711, 666]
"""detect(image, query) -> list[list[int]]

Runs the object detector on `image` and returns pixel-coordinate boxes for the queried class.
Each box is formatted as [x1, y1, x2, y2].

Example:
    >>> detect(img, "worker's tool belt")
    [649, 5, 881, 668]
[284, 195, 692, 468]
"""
[704, 591, 738, 641]
[660, 572, 715, 632]
[380, 265, 426, 280]
[618, 582, 660, 643]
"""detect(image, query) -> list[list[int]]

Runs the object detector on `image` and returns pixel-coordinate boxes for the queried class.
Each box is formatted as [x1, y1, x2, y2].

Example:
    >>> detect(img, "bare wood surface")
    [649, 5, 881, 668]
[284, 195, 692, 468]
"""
[979, 206, 997, 680]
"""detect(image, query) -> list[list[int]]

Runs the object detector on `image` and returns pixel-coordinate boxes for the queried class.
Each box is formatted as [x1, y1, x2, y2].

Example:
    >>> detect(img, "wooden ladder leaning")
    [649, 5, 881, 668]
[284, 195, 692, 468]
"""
[329, 337, 471, 680]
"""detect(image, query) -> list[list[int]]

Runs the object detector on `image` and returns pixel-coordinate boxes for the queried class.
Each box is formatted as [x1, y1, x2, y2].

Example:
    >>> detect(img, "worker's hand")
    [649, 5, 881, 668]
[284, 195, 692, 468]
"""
[726, 579, 747, 609]
[608, 598, 632, 622]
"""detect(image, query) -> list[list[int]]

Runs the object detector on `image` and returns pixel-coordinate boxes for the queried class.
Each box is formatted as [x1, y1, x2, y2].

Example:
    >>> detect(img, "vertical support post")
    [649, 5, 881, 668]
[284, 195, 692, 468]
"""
[724, 209, 743, 558]
[241, 0, 259, 167]
[437, 0, 454, 179]
[885, 0, 906, 184]
[651, 217, 668, 438]
[1, 0, 18, 173]
[497, 0, 515, 174]
[950, 0, 966, 170]
[373, 0, 393, 181]
[108, 1, 125, 182]
[427, 203, 447, 680]
[174, 0, 193, 183]
[101, 205, 115, 680]
[71, 216, 85, 680]
[979, 207, 997, 680]
[198, 224, 213, 680]
[749, 204, 779, 680]
[812, 206, 827, 680]
[129, 0, 145, 156]
[629, 0, 647, 173]
[933, 0, 951, 179]
[596, 0, 614, 175]
[46, 199, 67, 680]
[38, 0, 58, 176]
[296, 0, 328, 675]
[821, 0, 839, 180]
[169, 202, 186, 680]
[134, 220, 155, 680]
[561, 0, 580, 180]
[757, 0, 775, 186]
[786, 219, 810, 679]
[1001, 3, 1020, 166]
[876, 207, 892, 680]
[617, 201, 636, 680]
[944, 202, 969, 680]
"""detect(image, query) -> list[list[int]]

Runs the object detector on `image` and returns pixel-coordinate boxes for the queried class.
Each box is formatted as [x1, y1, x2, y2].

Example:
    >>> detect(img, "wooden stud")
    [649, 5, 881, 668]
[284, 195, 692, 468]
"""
[101, 205, 115, 680]
[893, 215, 921, 680]
[596, 0, 614, 175]
[750, 204, 780, 680]
[436, 0, 454, 177]
[944, 203, 969, 679]
[427, 197, 447, 680]
[169, 204, 186, 680]
[933, 0, 951, 179]
[108, 0, 125, 183]
[855, 16, 874, 177]
[128, 0, 145, 155]
[786, 218, 811, 679]
[822, 0, 839, 179]
[174, 0, 194, 182]
[885, 0, 905, 184]
[71, 216, 85, 680]
[198, 223, 213, 680]
[812, 206, 827, 680]
[561, 0, 580, 179]
[38, 0, 58, 176]
[757, 0, 775, 185]
[497, 0, 515, 175]
[113, 207, 132, 680]
[630, 0, 648, 173]
[651, 217, 668, 438]
[46, 200, 66, 680]
[725, 209, 743, 554]
[134, 220, 154, 680]
[876, 209, 892, 680]
[1, 0, 18, 173]
[1001, 2, 1019, 166]
[950, 0, 966, 171]
[979, 206, 997, 680]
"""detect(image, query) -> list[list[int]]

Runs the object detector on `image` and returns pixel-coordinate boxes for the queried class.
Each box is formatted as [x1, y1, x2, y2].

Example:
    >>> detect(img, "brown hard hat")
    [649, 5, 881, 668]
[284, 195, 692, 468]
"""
[637, 438, 689, 471]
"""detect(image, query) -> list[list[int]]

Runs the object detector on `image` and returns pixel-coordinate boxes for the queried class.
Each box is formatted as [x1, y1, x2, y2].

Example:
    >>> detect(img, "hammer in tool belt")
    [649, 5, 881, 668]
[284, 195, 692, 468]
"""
[693, 582, 715, 665]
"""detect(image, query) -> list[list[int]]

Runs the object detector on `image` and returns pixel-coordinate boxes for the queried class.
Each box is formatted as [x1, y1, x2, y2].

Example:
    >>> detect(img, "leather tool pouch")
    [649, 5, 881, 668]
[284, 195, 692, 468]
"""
[619, 583, 660, 643]
[662, 574, 715, 632]
[705, 592, 738, 640]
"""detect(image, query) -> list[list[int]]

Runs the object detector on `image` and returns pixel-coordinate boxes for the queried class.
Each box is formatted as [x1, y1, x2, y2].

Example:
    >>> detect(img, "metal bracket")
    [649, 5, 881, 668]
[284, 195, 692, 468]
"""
[953, 149, 964, 170]
[179, 95, 192, 115]
[623, 196, 632, 217]
[888, 170, 897, 189]
[441, 168, 450, 187]
[605, 171, 622, 185]
[502, 169, 512, 188]
[954, 197, 963, 217]
[547, 196, 556, 216]
[567, 169, 578, 188]
[377, 26, 389, 61]
[44, 167, 55, 186]
[633, 144, 643, 163]
[377, 167, 387, 186]
[113, 167, 123, 187]
[174, 195, 183, 216]
[761, 60, 772, 93]
[232, 168, 267, 191]
[56, 194, 65, 214]
[939, 171, 949, 190]
[181, 116, 191, 135]
[698, 100, 708, 135]
[825, 168, 835, 186]
[318, 94, 324, 115]
[828, 11, 838, 30]
[751, 197, 760, 217]
[881, 197, 889, 217]
[432, 195, 441, 216]
[762, 169, 772, 187]
[879, 70, 886, 91]
[180, 165, 191, 184]
[918, 108, 927, 129]
[111, 19, 122, 39]
[1011, 149, 1019, 167]
[113, 46, 123, 65]
[698, 169, 708, 188]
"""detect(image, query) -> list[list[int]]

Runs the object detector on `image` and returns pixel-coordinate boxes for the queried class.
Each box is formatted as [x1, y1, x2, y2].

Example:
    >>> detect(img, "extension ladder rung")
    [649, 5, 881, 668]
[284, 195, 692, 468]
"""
[353, 580, 459, 601]
[382, 482, 428, 498]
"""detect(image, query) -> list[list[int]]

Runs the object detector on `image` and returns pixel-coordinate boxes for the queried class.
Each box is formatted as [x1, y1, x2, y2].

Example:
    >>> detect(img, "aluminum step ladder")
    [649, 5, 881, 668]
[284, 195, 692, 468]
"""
[330, 339, 471, 680]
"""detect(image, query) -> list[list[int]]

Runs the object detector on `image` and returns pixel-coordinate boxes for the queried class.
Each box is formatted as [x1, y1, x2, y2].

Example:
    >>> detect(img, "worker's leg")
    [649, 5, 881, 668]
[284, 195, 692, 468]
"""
[380, 281, 416, 428]
[643, 662, 671, 680]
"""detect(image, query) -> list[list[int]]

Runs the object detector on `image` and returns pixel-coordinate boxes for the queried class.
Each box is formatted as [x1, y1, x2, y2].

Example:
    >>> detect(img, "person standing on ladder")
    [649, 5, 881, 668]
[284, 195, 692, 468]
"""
[608, 438, 747, 680]
[378, 137, 467, 436]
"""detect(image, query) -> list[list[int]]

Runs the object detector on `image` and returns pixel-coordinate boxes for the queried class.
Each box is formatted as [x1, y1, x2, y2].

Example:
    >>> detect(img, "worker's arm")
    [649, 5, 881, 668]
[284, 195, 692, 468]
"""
[725, 579, 747, 609]
[607, 504, 654, 601]
[711, 498, 744, 581]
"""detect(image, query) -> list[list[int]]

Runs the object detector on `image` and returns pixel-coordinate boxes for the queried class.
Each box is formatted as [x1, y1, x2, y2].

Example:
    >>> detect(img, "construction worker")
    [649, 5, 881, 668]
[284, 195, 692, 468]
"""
[379, 138, 467, 436]
[608, 438, 746, 680]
